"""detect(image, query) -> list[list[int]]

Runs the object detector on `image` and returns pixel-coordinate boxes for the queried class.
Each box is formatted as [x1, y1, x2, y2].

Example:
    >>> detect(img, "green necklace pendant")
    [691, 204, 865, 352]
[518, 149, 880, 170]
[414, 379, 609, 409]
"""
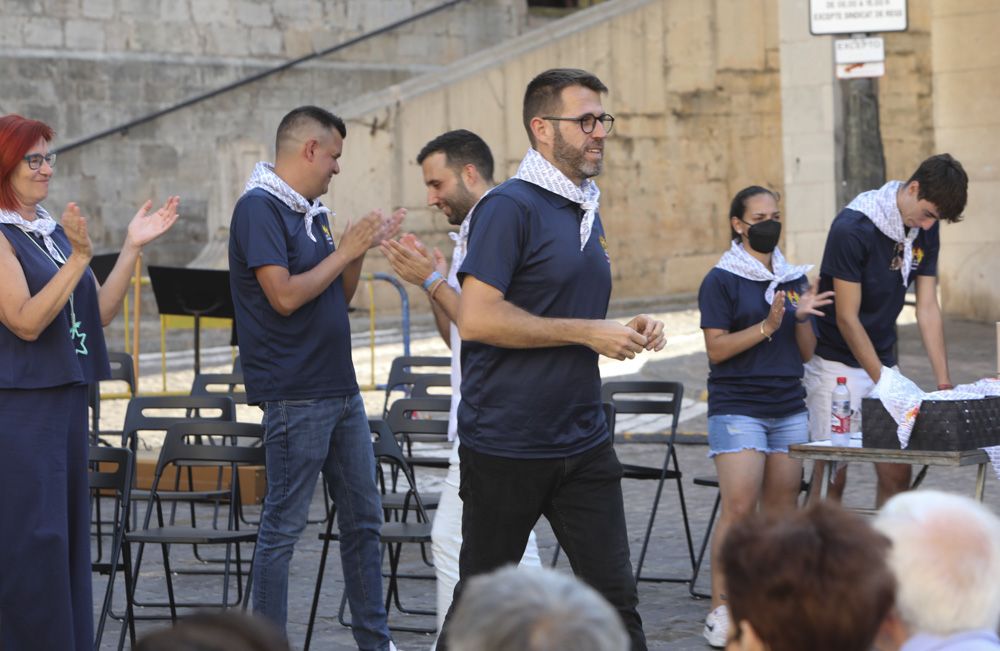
[69, 318, 88, 356]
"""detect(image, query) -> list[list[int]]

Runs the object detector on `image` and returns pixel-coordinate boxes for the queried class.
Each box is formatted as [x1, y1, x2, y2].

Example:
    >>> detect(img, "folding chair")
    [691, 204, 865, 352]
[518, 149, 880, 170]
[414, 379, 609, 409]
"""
[89, 351, 137, 445]
[602, 380, 695, 584]
[304, 419, 436, 648]
[125, 421, 264, 623]
[381, 355, 450, 415]
[409, 374, 452, 398]
[89, 445, 136, 651]
[120, 394, 235, 454]
[385, 397, 452, 471]
[118, 395, 238, 612]
[90, 352, 137, 564]
[190, 372, 247, 405]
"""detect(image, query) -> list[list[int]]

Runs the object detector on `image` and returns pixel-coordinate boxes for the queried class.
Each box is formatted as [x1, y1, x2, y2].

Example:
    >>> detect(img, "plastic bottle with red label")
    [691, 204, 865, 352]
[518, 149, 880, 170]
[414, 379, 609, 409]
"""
[830, 376, 852, 446]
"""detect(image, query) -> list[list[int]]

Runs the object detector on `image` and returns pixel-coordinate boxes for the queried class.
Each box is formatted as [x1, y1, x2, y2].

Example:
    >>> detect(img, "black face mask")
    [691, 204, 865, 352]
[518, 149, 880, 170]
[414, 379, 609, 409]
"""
[741, 219, 781, 254]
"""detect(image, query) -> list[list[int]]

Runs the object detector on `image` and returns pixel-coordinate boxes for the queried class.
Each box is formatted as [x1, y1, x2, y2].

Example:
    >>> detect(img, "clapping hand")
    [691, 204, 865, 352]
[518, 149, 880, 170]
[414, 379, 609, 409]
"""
[794, 284, 834, 321]
[61, 202, 93, 261]
[125, 196, 180, 249]
[372, 208, 406, 248]
[380, 233, 437, 287]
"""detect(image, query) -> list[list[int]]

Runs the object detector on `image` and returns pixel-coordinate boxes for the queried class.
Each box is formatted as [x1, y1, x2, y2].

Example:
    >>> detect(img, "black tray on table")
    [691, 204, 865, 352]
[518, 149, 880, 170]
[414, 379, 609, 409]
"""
[861, 396, 1000, 451]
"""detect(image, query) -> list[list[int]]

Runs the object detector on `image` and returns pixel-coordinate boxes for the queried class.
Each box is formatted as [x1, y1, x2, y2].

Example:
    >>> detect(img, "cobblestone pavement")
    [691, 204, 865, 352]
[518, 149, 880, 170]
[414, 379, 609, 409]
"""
[94, 303, 1000, 650]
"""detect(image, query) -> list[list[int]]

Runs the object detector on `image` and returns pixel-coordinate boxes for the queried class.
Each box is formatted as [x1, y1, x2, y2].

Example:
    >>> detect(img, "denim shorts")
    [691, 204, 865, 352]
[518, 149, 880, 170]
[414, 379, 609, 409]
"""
[707, 411, 809, 458]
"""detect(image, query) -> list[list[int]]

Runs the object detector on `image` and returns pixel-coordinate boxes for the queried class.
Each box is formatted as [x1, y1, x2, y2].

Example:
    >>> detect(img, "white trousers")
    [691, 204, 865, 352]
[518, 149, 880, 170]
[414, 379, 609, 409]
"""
[803, 355, 878, 441]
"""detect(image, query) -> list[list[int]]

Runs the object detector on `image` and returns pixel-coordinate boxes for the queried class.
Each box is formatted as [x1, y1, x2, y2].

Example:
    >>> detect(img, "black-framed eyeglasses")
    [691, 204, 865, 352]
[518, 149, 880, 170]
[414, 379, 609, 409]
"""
[542, 113, 615, 134]
[889, 241, 904, 271]
[23, 153, 56, 171]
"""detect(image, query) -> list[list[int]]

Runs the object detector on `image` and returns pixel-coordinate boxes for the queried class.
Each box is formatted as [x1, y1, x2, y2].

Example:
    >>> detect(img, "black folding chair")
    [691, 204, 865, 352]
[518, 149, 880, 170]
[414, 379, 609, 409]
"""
[89, 445, 136, 651]
[602, 381, 695, 584]
[89, 351, 137, 445]
[409, 374, 452, 398]
[385, 397, 452, 472]
[190, 372, 247, 405]
[381, 356, 451, 415]
[304, 419, 436, 648]
[125, 421, 264, 623]
[118, 395, 239, 611]
[90, 352, 137, 564]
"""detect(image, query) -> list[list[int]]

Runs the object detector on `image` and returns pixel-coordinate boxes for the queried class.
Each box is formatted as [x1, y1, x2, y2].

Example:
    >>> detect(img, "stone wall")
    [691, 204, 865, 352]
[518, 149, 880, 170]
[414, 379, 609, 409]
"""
[932, 0, 1000, 323]
[0, 0, 525, 265]
[328, 0, 786, 313]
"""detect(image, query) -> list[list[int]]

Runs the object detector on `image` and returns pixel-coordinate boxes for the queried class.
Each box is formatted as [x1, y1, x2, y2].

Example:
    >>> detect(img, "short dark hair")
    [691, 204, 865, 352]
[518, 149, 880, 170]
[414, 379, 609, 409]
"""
[722, 502, 896, 651]
[275, 105, 346, 154]
[522, 68, 608, 146]
[729, 185, 779, 240]
[416, 129, 495, 184]
[907, 153, 967, 223]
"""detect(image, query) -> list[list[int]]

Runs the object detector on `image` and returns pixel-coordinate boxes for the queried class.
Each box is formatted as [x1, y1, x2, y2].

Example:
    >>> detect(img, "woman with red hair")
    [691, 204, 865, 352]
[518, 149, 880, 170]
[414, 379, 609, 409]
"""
[0, 114, 178, 650]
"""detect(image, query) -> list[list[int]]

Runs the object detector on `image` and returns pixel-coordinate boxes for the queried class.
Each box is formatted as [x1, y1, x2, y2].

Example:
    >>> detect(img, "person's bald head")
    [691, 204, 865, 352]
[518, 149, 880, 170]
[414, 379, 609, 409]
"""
[275, 106, 346, 158]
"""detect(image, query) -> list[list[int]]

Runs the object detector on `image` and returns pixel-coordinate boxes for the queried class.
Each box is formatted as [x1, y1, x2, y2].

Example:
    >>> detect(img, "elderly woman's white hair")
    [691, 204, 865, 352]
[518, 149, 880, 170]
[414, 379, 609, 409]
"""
[873, 489, 1000, 636]
[448, 566, 628, 651]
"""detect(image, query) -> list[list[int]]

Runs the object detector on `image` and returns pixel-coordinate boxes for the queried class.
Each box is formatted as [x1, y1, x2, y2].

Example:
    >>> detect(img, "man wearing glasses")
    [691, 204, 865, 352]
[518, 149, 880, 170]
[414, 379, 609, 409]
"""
[804, 154, 968, 505]
[434, 68, 664, 651]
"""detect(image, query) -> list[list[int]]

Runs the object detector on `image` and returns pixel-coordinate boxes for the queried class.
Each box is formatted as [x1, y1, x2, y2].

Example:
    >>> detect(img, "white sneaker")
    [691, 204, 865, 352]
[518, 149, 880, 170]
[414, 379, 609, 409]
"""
[389, 643, 400, 651]
[703, 604, 729, 648]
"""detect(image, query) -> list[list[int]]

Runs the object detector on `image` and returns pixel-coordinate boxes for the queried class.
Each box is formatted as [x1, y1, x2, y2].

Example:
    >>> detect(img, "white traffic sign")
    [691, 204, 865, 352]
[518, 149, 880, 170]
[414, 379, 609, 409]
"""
[834, 37, 885, 64]
[810, 0, 907, 35]
[835, 61, 886, 79]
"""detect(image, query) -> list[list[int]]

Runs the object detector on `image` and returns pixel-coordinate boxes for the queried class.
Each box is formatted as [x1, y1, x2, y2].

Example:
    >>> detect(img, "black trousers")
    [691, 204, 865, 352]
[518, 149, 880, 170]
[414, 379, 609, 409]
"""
[437, 439, 647, 651]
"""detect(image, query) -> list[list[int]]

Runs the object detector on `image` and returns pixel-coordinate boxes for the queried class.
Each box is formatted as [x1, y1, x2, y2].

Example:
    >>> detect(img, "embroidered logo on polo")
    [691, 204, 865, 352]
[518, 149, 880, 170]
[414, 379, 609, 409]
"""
[599, 235, 610, 263]
[911, 245, 925, 270]
[321, 224, 334, 247]
[786, 288, 802, 307]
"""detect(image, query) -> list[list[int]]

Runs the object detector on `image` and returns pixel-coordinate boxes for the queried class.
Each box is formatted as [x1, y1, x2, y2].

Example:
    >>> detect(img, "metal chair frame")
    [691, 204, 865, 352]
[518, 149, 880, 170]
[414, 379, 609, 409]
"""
[602, 380, 695, 584]
[124, 421, 264, 623]
[89, 445, 137, 651]
[304, 419, 437, 647]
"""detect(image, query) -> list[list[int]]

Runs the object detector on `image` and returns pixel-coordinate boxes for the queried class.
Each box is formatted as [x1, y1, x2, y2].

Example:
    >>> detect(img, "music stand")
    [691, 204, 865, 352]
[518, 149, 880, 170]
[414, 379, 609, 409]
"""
[90, 252, 119, 285]
[146, 266, 233, 375]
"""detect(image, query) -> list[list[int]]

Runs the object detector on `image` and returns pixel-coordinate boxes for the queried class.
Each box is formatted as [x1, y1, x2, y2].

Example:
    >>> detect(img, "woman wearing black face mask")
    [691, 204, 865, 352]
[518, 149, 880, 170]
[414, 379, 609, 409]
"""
[696, 186, 834, 648]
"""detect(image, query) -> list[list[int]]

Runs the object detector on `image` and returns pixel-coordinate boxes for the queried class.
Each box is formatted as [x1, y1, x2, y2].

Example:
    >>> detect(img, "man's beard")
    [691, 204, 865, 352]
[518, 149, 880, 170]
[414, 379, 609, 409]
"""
[443, 179, 478, 225]
[553, 128, 603, 180]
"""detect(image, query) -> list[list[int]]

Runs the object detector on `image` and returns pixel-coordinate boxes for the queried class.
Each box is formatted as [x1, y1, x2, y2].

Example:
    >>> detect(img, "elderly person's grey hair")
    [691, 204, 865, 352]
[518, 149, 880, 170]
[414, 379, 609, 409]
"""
[449, 566, 628, 651]
[873, 490, 1000, 636]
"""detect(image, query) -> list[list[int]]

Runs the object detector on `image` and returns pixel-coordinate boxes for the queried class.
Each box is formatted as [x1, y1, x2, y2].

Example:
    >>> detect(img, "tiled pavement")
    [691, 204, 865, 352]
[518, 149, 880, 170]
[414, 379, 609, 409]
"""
[94, 306, 1000, 650]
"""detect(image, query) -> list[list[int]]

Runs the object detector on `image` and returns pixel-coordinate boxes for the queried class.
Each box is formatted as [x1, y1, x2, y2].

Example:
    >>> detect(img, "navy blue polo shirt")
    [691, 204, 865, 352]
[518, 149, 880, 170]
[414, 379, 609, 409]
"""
[699, 268, 810, 418]
[457, 179, 612, 459]
[815, 208, 939, 368]
[228, 188, 358, 405]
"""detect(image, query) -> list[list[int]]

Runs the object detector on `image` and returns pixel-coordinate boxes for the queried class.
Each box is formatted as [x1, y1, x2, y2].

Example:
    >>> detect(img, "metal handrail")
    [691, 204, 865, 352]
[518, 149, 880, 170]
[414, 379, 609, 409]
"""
[54, 0, 467, 155]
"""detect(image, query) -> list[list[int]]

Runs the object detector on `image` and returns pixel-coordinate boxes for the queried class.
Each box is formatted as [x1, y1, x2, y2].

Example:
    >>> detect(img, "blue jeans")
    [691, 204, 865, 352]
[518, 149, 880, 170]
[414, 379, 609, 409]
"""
[253, 393, 390, 651]
[707, 411, 810, 458]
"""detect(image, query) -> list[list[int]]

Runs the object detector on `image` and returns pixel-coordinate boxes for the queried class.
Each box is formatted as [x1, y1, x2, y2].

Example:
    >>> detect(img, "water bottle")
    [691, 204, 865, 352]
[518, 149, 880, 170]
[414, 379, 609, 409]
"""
[830, 377, 851, 446]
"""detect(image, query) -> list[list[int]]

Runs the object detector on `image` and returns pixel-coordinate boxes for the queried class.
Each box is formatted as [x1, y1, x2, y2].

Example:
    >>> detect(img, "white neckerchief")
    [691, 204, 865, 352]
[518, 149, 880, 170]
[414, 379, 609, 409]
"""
[513, 148, 599, 251]
[0, 205, 61, 259]
[242, 161, 331, 243]
[846, 180, 918, 286]
[715, 241, 813, 305]
[445, 187, 492, 442]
